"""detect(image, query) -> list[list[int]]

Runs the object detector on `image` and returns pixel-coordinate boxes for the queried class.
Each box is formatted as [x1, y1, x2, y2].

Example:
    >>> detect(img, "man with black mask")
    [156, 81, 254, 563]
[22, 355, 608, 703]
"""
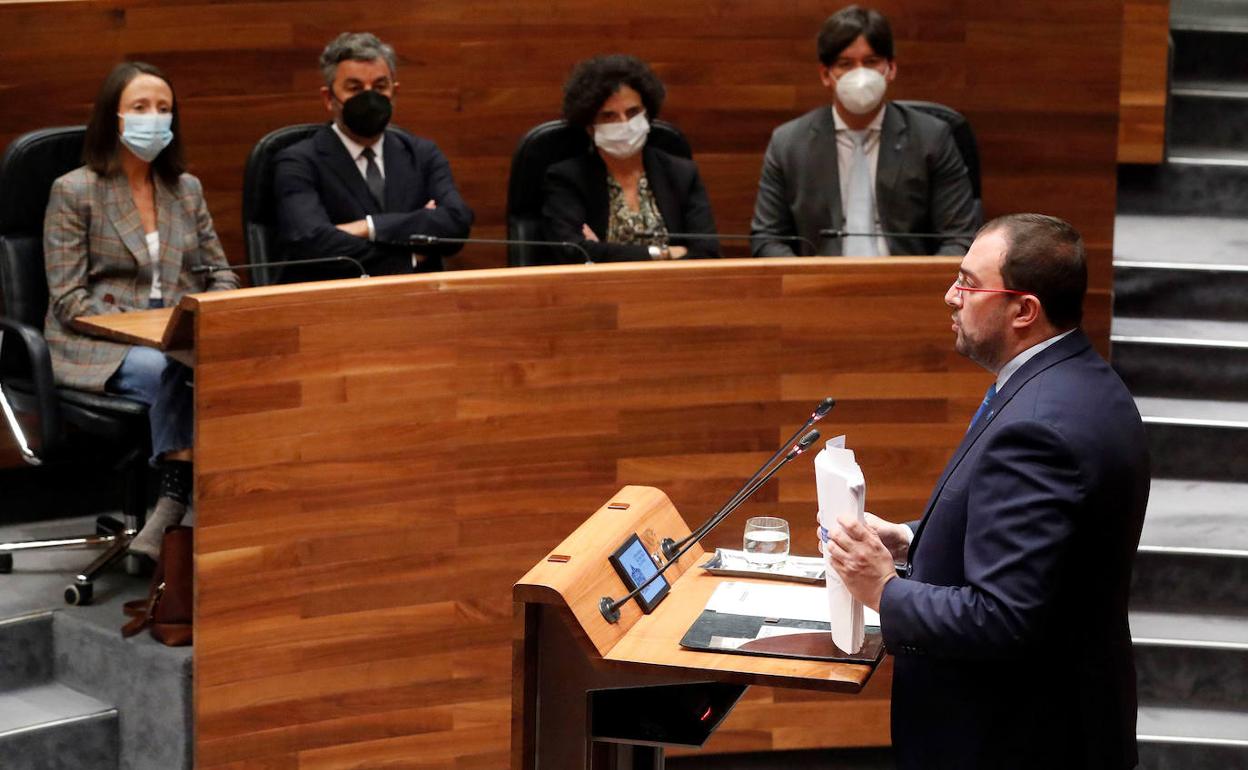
[274, 32, 473, 281]
[750, 5, 976, 258]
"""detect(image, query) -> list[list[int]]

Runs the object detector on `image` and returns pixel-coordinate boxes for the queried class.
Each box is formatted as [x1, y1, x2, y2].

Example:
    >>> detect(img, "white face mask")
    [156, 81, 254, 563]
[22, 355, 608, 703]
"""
[835, 67, 888, 115]
[593, 112, 649, 159]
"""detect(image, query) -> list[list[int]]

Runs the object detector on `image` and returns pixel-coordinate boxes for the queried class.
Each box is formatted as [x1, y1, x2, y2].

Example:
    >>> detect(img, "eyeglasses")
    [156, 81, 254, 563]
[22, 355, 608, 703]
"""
[950, 278, 1036, 300]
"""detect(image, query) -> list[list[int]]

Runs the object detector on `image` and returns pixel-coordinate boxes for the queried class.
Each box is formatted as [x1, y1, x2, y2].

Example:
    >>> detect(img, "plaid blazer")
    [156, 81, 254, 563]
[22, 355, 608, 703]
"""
[43, 167, 239, 392]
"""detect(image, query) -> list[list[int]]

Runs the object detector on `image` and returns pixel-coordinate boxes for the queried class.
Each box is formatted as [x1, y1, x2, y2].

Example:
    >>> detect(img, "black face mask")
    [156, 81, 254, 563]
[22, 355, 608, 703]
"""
[339, 89, 392, 138]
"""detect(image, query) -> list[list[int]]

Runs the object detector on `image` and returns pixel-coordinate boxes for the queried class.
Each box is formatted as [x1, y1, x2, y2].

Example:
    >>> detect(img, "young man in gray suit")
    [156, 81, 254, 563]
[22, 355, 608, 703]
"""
[751, 6, 977, 257]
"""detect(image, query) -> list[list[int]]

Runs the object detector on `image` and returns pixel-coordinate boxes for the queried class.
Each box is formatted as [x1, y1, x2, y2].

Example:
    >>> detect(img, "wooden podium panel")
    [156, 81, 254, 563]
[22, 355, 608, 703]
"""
[147, 257, 987, 768]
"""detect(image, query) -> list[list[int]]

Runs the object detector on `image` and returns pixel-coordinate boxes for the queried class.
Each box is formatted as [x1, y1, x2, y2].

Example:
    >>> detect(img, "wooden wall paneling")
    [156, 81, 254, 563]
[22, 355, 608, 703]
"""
[190, 257, 988, 768]
[1119, 0, 1170, 164]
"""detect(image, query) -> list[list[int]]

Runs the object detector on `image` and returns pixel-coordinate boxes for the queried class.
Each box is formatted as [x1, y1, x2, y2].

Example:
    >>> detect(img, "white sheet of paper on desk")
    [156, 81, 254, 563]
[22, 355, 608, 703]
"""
[703, 581, 880, 627]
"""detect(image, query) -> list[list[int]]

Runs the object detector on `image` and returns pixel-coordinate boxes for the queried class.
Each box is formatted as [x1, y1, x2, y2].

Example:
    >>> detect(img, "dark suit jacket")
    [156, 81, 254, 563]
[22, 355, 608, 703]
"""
[274, 124, 473, 281]
[750, 102, 975, 257]
[880, 330, 1150, 770]
[540, 146, 719, 263]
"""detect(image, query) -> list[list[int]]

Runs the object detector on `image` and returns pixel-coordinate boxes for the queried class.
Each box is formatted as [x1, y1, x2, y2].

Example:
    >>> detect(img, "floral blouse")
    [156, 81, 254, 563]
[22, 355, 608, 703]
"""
[606, 174, 668, 254]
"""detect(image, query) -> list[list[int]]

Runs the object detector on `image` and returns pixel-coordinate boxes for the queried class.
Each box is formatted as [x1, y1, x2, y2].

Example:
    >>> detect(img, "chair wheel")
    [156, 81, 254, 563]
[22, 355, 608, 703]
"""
[65, 582, 93, 606]
[0, 554, 12, 574]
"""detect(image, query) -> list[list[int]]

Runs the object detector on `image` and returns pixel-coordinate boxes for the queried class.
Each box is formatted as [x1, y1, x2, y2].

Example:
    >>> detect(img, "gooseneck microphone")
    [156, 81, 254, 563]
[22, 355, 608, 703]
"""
[661, 396, 836, 561]
[818, 227, 978, 242]
[408, 234, 592, 264]
[599, 428, 822, 624]
[631, 229, 818, 255]
[190, 256, 369, 278]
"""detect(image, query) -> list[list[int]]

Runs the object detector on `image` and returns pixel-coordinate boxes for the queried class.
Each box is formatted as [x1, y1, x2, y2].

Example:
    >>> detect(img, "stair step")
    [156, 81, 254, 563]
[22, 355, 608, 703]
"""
[1117, 163, 1248, 218]
[1169, 146, 1248, 168]
[0, 614, 52, 692]
[1137, 705, 1248, 748]
[1172, 0, 1248, 32]
[0, 682, 118, 770]
[1114, 214, 1248, 267]
[1169, 93, 1248, 152]
[1113, 320, 1248, 401]
[1114, 265, 1248, 323]
[1114, 317, 1248, 345]
[1137, 396, 1248, 428]
[1135, 399, 1248, 482]
[1132, 610, 1248, 650]
[1171, 79, 1248, 99]
[1139, 479, 1248, 555]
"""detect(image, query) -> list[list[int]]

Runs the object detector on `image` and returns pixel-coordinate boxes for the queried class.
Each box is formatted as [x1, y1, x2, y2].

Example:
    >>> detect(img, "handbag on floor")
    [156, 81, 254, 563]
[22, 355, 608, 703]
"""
[121, 525, 192, 646]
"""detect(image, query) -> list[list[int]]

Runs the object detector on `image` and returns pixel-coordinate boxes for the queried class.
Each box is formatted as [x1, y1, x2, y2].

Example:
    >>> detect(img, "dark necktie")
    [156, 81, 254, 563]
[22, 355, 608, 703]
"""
[361, 146, 385, 210]
[967, 383, 997, 433]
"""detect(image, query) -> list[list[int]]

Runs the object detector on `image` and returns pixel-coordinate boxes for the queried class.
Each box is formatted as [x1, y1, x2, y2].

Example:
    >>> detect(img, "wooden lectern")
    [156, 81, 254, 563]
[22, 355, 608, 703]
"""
[513, 485, 881, 769]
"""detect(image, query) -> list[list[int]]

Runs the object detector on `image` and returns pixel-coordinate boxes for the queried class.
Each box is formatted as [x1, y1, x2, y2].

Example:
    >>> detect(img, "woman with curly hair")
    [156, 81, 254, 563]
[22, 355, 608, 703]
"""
[540, 54, 719, 263]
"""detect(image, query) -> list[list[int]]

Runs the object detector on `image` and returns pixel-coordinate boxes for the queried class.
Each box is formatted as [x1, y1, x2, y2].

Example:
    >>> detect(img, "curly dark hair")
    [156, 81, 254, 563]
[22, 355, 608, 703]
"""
[561, 55, 666, 128]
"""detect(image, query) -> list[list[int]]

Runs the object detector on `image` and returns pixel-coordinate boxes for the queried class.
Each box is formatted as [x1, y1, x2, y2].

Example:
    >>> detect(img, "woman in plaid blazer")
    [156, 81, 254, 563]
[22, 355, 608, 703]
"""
[44, 61, 239, 558]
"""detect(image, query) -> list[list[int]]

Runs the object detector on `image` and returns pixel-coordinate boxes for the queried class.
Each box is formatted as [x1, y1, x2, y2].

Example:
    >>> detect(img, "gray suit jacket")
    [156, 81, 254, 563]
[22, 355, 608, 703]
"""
[750, 102, 976, 257]
[43, 167, 239, 391]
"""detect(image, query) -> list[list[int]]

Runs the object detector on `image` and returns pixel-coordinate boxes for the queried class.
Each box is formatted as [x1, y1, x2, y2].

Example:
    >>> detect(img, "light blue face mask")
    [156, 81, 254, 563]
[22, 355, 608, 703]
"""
[118, 112, 173, 162]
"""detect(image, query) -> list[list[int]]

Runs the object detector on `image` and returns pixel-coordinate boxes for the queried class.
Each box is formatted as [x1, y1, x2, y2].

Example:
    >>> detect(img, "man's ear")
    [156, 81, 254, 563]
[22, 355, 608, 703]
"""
[1013, 294, 1043, 329]
[818, 65, 835, 89]
[885, 60, 898, 83]
[320, 86, 334, 114]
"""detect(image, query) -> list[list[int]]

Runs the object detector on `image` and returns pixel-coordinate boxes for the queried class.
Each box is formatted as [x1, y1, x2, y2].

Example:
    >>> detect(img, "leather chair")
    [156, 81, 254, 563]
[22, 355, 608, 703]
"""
[241, 123, 320, 286]
[504, 119, 693, 267]
[894, 99, 984, 227]
[0, 126, 150, 605]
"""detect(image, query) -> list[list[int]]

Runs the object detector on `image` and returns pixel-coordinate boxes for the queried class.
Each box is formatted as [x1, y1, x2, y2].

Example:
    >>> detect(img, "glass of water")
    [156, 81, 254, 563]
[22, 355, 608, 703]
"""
[743, 516, 790, 568]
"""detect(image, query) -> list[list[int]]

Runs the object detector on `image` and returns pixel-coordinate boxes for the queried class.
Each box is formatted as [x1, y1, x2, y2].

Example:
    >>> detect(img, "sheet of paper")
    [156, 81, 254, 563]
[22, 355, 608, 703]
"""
[704, 581, 879, 626]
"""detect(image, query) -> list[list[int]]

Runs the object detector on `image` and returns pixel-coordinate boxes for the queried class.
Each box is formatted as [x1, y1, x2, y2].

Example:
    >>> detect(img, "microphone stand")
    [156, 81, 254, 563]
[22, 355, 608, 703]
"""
[408, 234, 593, 264]
[818, 228, 979, 242]
[599, 429, 821, 624]
[635, 230, 818, 256]
[190, 255, 369, 278]
[660, 397, 836, 561]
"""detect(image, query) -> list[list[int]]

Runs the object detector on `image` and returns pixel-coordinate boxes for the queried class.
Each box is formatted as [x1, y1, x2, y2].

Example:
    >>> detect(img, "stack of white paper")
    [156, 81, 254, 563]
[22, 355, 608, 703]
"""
[814, 436, 866, 653]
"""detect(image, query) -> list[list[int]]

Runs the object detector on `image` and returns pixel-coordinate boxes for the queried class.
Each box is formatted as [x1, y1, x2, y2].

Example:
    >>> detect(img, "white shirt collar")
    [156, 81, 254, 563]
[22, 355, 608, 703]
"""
[331, 122, 384, 166]
[996, 329, 1076, 392]
[832, 103, 886, 134]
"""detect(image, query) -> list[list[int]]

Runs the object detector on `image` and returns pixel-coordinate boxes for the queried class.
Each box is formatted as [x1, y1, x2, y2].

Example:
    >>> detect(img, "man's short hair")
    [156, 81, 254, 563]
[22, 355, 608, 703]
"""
[984, 214, 1087, 329]
[319, 32, 397, 90]
[817, 5, 895, 65]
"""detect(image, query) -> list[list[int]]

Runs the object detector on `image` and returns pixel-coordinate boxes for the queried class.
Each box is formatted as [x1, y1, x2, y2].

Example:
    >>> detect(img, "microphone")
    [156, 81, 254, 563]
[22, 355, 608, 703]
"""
[818, 227, 978, 242]
[631, 229, 818, 256]
[599, 428, 821, 623]
[191, 256, 369, 278]
[408, 234, 593, 264]
[660, 396, 836, 561]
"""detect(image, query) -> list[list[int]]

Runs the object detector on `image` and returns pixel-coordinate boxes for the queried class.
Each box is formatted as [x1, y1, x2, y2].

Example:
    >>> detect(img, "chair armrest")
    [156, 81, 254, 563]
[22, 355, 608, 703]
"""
[0, 314, 64, 458]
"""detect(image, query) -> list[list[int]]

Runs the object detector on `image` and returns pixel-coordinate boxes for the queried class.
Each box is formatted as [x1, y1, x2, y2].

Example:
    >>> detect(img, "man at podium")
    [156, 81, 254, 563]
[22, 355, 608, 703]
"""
[824, 214, 1149, 769]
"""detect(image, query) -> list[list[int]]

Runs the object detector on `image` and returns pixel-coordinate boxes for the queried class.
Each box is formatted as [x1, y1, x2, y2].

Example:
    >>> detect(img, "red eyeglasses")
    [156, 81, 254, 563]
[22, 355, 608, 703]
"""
[950, 279, 1036, 299]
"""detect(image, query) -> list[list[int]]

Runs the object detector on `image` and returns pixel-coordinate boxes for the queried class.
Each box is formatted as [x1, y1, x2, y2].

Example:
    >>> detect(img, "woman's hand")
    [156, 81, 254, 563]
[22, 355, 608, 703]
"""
[668, 246, 688, 259]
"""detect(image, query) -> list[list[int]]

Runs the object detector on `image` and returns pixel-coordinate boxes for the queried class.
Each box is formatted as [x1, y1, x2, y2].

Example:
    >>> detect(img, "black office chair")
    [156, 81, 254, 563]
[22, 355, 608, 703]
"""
[241, 122, 321, 286]
[504, 119, 694, 267]
[895, 100, 984, 227]
[0, 126, 151, 605]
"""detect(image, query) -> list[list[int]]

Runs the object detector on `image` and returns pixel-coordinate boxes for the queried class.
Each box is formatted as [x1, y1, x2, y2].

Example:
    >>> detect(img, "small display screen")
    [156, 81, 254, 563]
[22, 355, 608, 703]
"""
[609, 533, 670, 613]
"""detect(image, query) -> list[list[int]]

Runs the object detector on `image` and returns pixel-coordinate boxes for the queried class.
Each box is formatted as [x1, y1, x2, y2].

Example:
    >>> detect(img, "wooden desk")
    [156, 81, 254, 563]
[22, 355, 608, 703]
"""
[77, 258, 995, 768]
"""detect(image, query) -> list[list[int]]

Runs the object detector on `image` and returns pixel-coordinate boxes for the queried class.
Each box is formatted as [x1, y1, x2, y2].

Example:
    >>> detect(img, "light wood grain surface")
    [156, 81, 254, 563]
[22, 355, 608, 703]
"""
[1119, 0, 1170, 164]
[514, 484, 875, 692]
